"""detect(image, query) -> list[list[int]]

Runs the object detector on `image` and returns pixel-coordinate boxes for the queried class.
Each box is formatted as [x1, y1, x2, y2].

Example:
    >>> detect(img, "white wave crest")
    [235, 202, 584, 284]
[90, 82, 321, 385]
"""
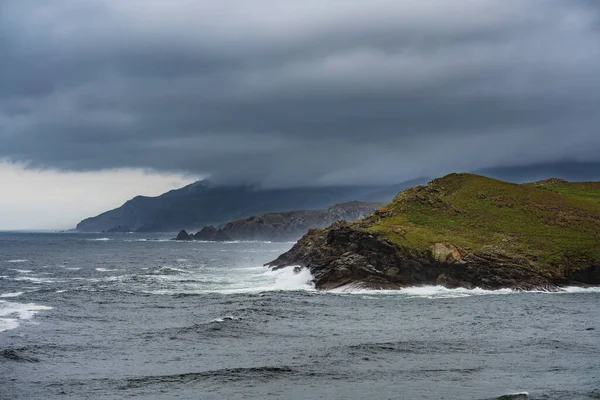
[559, 286, 600, 293]
[0, 300, 52, 332]
[88, 238, 111, 241]
[11, 269, 32, 274]
[329, 284, 600, 298]
[0, 292, 24, 298]
[95, 268, 121, 272]
[5, 259, 29, 263]
[260, 267, 315, 291]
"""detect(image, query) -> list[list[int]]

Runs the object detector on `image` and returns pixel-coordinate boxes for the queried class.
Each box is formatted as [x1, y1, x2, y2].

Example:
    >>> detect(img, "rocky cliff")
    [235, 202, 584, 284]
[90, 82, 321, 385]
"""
[267, 174, 600, 290]
[176, 201, 384, 242]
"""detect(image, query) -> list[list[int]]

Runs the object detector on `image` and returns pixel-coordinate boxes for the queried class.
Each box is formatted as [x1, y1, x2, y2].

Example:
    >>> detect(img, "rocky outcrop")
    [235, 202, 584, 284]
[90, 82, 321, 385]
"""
[266, 221, 596, 290]
[175, 230, 193, 241]
[194, 226, 233, 241]
[174, 201, 384, 242]
[194, 226, 219, 241]
[266, 174, 600, 290]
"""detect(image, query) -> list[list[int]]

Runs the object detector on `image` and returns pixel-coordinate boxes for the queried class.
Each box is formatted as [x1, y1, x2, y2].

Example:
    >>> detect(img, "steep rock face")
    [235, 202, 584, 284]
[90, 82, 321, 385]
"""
[267, 174, 600, 290]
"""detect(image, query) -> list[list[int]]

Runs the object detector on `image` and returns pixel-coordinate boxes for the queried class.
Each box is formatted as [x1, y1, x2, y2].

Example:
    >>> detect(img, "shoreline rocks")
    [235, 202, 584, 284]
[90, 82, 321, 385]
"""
[266, 174, 600, 291]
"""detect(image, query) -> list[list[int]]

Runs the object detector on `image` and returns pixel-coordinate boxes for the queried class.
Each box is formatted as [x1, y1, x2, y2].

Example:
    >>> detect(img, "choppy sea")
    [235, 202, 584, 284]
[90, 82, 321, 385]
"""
[1, 232, 599, 399]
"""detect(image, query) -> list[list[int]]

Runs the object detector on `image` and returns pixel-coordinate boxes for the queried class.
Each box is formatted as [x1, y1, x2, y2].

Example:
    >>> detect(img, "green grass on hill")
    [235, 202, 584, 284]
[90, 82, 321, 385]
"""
[362, 173, 600, 272]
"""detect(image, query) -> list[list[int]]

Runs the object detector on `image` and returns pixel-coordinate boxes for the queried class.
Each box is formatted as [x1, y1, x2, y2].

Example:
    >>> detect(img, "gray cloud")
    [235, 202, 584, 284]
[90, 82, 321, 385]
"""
[1, 0, 600, 186]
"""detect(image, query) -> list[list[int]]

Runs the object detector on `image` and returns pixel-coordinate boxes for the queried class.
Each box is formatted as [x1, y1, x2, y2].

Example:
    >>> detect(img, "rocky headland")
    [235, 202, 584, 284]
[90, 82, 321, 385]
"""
[266, 174, 600, 290]
[174, 201, 384, 242]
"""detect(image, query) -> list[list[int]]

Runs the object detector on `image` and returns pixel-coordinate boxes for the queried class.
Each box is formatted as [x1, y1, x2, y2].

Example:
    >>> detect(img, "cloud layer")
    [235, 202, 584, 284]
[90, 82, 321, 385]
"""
[2, 0, 599, 186]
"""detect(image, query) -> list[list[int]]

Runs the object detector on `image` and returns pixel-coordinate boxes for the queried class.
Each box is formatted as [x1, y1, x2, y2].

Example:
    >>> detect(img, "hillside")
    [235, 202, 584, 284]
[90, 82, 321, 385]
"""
[76, 179, 422, 232]
[267, 174, 600, 290]
[176, 201, 384, 242]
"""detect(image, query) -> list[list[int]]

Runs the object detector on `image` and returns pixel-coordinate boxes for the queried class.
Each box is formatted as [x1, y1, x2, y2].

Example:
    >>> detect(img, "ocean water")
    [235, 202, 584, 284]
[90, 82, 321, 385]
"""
[1, 232, 599, 400]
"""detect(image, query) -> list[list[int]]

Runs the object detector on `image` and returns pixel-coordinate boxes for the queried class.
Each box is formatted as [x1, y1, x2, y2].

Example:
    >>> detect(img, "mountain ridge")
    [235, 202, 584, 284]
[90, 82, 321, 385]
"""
[76, 179, 424, 232]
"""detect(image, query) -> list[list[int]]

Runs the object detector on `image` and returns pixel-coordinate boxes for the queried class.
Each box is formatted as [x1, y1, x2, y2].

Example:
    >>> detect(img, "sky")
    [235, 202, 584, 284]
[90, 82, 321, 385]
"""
[1, 0, 600, 229]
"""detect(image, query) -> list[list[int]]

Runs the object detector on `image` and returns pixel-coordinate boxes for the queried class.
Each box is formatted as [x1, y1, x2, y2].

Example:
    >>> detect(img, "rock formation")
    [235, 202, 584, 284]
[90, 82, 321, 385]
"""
[266, 174, 600, 290]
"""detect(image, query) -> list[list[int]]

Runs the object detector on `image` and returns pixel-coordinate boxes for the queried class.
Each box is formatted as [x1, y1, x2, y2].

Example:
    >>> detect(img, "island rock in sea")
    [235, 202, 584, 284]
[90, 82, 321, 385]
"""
[266, 174, 600, 291]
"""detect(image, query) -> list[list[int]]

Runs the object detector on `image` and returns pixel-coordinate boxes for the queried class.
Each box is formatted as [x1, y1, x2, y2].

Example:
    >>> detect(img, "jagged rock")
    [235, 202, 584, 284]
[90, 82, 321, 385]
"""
[175, 230, 193, 241]
[195, 226, 219, 241]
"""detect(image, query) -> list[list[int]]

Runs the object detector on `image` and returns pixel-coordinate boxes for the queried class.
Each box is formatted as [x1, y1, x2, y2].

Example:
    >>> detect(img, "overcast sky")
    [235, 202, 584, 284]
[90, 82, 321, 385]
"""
[1, 0, 600, 229]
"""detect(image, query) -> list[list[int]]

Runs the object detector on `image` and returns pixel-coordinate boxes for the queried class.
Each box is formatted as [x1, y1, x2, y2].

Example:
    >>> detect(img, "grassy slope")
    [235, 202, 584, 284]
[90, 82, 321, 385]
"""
[363, 173, 600, 272]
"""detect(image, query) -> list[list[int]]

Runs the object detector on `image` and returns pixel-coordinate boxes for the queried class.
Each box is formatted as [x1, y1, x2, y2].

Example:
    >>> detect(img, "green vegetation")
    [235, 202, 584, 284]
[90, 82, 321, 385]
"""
[362, 173, 600, 271]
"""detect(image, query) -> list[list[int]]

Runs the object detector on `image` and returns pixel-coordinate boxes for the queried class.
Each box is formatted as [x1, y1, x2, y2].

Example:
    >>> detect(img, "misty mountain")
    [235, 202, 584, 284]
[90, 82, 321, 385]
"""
[75, 179, 423, 232]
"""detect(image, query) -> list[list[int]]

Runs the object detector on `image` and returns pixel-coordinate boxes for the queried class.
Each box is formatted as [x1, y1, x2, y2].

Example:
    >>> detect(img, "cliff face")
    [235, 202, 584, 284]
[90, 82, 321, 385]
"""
[180, 201, 384, 242]
[267, 174, 600, 290]
[76, 180, 419, 232]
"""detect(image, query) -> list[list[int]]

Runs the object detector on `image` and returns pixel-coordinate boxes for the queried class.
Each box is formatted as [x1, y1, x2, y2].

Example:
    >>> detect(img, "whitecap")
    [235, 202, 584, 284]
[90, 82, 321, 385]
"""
[11, 269, 32, 274]
[88, 238, 111, 241]
[5, 259, 29, 263]
[211, 316, 241, 323]
[0, 292, 24, 298]
[0, 300, 52, 332]
[95, 268, 120, 272]
[65, 267, 80, 270]
[559, 286, 600, 294]
[329, 284, 515, 298]
[12, 276, 55, 284]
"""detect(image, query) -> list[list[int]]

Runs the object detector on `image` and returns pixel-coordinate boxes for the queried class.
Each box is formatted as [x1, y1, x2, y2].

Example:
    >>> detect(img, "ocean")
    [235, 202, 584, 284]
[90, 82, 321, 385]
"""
[1, 232, 599, 399]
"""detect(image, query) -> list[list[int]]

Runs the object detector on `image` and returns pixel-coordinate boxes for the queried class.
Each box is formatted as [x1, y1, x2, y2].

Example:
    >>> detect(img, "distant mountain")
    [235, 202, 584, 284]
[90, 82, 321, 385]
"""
[76, 179, 424, 232]
[176, 201, 385, 242]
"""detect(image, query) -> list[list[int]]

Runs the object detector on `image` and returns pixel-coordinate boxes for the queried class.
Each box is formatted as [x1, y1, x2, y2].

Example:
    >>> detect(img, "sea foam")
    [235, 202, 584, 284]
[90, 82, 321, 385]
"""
[0, 300, 52, 332]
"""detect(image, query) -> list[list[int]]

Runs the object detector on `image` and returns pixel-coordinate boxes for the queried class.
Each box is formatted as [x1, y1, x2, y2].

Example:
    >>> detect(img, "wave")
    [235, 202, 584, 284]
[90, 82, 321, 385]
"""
[4, 259, 29, 263]
[145, 266, 189, 276]
[11, 276, 56, 283]
[0, 348, 40, 363]
[11, 269, 32, 274]
[494, 392, 529, 400]
[95, 268, 121, 272]
[213, 266, 315, 294]
[87, 238, 111, 241]
[211, 316, 242, 323]
[120, 366, 296, 389]
[0, 292, 24, 298]
[328, 284, 600, 298]
[0, 300, 52, 332]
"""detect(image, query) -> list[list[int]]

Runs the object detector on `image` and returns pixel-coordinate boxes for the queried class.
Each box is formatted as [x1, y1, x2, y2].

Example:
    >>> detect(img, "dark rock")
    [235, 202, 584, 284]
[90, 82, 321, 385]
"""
[175, 230, 192, 241]
[213, 230, 233, 242]
[195, 226, 219, 241]
[265, 222, 563, 291]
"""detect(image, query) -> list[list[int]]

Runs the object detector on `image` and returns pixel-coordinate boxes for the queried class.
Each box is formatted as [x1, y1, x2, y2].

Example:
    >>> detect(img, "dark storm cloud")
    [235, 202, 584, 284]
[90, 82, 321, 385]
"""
[1, 0, 600, 186]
